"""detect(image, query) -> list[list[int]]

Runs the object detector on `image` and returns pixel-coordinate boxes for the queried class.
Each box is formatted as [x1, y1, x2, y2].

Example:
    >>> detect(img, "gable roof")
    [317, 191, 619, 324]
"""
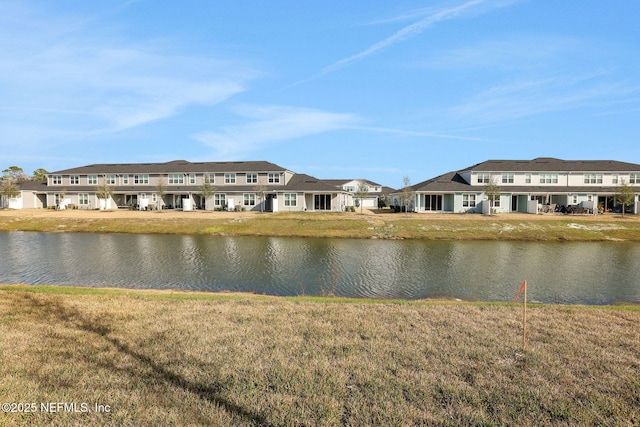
[409, 171, 471, 192]
[403, 157, 640, 194]
[323, 178, 382, 186]
[50, 160, 288, 175]
[464, 157, 640, 173]
[284, 174, 347, 192]
[17, 180, 48, 191]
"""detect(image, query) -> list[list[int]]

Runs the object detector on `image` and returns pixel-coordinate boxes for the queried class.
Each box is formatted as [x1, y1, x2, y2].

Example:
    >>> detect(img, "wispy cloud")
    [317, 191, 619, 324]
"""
[192, 105, 359, 159]
[421, 35, 583, 71]
[290, 0, 518, 86]
[347, 125, 491, 142]
[0, 2, 253, 145]
[450, 73, 640, 123]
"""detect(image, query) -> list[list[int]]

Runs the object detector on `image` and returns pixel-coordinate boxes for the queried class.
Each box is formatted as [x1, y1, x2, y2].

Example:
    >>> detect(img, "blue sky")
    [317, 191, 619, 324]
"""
[2, 0, 639, 188]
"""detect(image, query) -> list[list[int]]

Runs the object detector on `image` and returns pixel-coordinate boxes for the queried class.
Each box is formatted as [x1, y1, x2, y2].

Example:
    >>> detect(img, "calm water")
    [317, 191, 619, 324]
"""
[1, 231, 639, 304]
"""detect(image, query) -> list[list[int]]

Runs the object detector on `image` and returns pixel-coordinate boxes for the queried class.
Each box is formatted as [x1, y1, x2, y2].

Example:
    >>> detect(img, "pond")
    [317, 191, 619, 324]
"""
[1, 232, 639, 304]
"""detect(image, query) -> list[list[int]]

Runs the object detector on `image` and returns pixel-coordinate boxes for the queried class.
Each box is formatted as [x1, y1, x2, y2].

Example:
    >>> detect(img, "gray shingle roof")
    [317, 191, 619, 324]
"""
[410, 172, 470, 192]
[408, 157, 640, 194]
[50, 160, 288, 175]
[17, 180, 48, 191]
[464, 157, 640, 172]
[284, 174, 346, 192]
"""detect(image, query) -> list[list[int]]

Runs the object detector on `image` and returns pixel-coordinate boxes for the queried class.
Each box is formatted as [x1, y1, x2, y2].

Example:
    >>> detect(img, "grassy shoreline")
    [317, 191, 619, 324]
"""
[1, 285, 638, 426]
[2, 209, 640, 241]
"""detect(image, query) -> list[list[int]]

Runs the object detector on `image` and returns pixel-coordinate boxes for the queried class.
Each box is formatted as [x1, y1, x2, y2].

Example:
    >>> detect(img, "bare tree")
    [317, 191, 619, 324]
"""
[400, 176, 413, 213]
[483, 178, 501, 215]
[254, 184, 268, 212]
[0, 179, 19, 208]
[155, 176, 167, 210]
[355, 180, 369, 213]
[95, 180, 114, 210]
[614, 179, 635, 218]
[200, 179, 216, 210]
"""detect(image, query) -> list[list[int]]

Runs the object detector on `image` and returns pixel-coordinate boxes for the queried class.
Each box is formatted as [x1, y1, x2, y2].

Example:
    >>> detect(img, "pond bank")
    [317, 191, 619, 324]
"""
[2, 208, 640, 241]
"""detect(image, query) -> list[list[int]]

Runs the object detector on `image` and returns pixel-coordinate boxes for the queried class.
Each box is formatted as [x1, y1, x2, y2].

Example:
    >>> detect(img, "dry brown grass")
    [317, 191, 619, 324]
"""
[1, 286, 638, 426]
[2, 208, 640, 241]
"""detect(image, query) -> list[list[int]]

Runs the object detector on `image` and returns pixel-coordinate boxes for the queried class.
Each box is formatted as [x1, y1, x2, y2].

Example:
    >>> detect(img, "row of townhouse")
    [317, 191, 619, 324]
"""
[390, 157, 640, 214]
[5, 160, 388, 212]
[5, 157, 640, 214]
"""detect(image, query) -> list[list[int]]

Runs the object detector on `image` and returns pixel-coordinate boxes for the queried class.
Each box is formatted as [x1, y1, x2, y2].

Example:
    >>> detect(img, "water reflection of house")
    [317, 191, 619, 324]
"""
[15, 160, 350, 212]
[390, 158, 640, 214]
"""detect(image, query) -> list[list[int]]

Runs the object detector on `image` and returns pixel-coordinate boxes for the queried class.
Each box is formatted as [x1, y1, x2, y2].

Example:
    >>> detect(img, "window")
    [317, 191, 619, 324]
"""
[106, 175, 116, 185]
[243, 193, 255, 206]
[134, 174, 149, 184]
[540, 174, 558, 184]
[612, 175, 619, 185]
[246, 173, 258, 184]
[462, 194, 476, 208]
[583, 174, 603, 184]
[78, 193, 89, 206]
[168, 174, 184, 184]
[52, 175, 62, 185]
[525, 173, 532, 184]
[501, 174, 514, 184]
[152, 194, 158, 203]
[214, 194, 226, 207]
[477, 173, 490, 184]
[70, 175, 79, 185]
[87, 175, 97, 185]
[122, 175, 129, 185]
[630, 174, 640, 184]
[225, 173, 236, 184]
[489, 195, 501, 208]
[284, 193, 297, 207]
[268, 173, 281, 184]
[205, 174, 215, 184]
[189, 174, 196, 185]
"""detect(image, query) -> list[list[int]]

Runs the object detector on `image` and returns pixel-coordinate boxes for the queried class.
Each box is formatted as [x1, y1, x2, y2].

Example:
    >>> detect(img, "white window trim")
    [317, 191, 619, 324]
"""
[168, 174, 185, 185]
[243, 193, 256, 206]
[477, 173, 490, 184]
[225, 173, 236, 184]
[284, 193, 297, 207]
[501, 173, 514, 184]
[268, 173, 281, 184]
[134, 174, 149, 185]
[462, 194, 476, 208]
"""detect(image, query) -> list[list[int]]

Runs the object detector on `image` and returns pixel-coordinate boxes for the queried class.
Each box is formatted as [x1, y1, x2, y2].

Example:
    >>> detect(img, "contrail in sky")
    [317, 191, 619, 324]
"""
[288, 0, 513, 88]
